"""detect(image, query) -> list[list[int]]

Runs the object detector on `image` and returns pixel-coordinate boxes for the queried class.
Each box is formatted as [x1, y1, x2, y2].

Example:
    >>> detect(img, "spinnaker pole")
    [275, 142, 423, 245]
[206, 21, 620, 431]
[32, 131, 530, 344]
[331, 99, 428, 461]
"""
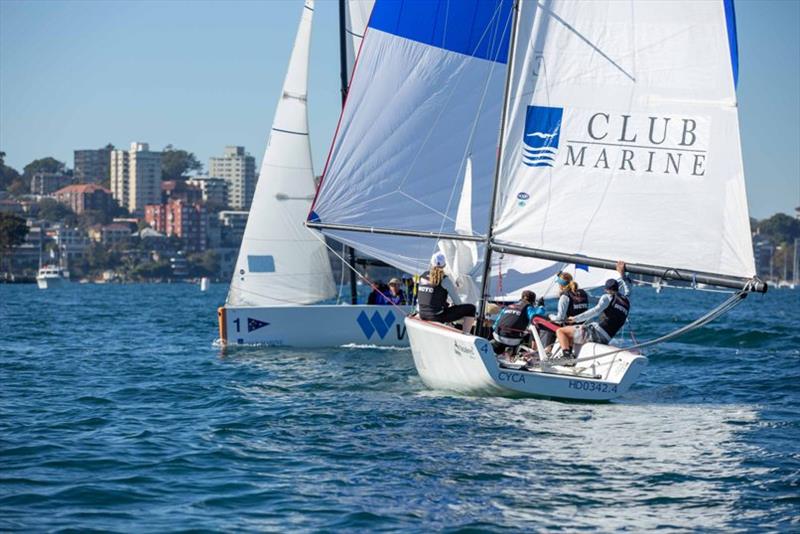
[477, 0, 522, 334]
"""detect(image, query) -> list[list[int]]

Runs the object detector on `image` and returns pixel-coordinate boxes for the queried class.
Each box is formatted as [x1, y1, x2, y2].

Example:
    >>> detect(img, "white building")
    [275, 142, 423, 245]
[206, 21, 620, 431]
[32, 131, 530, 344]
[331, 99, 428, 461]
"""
[208, 146, 255, 210]
[110, 142, 162, 215]
[186, 176, 228, 207]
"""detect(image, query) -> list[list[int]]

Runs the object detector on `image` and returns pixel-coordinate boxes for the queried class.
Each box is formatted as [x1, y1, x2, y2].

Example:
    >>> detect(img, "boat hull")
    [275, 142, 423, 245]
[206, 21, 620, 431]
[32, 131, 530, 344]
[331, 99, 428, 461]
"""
[405, 316, 647, 401]
[36, 276, 69, 289]
[219, 305, 413, 348]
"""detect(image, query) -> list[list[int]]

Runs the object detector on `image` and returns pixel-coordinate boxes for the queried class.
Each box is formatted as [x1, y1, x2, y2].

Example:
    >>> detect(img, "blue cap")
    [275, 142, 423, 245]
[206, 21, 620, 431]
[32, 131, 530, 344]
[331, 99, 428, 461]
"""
[604, 279, 619, 291]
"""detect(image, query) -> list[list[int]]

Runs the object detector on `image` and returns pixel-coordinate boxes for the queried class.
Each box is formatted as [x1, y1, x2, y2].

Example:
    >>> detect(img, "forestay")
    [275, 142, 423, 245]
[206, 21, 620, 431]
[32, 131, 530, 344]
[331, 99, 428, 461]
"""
[492, 0, 756, 280]
[227, 0, 335, 306]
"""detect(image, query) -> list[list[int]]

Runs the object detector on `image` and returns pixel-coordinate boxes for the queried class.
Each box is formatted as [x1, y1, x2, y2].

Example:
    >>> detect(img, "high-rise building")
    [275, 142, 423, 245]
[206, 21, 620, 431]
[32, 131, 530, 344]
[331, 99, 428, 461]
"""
[111, 142, 162, 216]
[145, 199, 207, 251]
[208, 146, 256, 210]
[186, 176, 228, 208]
[74, 145, 113, 184]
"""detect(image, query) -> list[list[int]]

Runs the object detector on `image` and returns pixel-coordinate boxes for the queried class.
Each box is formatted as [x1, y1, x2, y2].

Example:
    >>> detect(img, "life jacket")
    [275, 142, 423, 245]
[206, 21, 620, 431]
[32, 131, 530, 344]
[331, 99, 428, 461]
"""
[566, 289, 589, 317]
[417, 271, 449, 319]
[495, 300, 532, 339]
[598, 293, 630, 339]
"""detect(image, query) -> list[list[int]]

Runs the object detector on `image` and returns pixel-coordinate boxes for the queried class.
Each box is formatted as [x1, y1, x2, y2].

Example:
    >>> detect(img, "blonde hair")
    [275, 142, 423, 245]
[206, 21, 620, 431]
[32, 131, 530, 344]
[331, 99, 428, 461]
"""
[429, 266, 445, 286]
[559, 272, 579, 294]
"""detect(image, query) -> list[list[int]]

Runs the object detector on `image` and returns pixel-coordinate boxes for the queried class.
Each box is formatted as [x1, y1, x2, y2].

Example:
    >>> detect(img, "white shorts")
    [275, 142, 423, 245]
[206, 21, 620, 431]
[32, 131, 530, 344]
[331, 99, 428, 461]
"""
[574, 324, 609, 345]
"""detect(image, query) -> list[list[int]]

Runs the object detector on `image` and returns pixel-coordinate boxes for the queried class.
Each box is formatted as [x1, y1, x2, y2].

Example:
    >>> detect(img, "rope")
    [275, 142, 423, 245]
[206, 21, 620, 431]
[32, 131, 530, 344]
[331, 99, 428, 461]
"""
[567, 286, 751, 364]
[308, 230, 412, 317]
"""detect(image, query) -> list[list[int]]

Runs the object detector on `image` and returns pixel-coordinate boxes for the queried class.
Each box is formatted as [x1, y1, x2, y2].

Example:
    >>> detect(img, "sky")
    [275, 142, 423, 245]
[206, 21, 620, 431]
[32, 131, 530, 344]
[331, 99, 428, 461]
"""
[1, 0, 798, 219]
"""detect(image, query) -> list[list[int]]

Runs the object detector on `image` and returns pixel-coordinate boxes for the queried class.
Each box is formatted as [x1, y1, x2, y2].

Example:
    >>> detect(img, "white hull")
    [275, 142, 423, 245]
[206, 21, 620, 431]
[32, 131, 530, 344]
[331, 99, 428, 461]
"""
[36, 276, 69, 289]
[219, 305, 413, 348]
[405, 317, 647, 401]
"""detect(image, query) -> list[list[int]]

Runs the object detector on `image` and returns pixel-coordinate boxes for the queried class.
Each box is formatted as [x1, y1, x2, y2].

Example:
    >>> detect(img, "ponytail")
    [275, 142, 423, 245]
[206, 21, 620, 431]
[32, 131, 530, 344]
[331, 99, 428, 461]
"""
[429, 266, 444, 286]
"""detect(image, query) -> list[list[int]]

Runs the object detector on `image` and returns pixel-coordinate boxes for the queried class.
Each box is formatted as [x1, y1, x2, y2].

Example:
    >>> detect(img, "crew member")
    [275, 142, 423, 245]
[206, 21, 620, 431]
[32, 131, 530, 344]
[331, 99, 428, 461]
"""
[491, 290, 546, 354]
[417, 252, 475, 334]
[540, 271, 590, 348]
[556, 261, 631, 359]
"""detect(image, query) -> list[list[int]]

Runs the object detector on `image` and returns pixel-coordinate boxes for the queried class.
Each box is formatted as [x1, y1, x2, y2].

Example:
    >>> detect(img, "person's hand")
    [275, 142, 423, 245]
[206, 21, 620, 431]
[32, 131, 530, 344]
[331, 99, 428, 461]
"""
[616, 260, 626, 275]
[536, 297, 545, 307]
[566, 317, 575, 325]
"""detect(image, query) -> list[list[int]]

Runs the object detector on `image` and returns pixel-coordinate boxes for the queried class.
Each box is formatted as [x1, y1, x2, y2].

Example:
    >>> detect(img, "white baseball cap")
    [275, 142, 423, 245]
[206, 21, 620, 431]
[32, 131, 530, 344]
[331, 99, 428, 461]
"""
[431, 252, 447, 268]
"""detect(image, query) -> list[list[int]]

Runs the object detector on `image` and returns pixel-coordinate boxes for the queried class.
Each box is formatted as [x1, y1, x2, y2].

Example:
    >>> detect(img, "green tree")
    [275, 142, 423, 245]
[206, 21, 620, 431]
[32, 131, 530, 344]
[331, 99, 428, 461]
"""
[0, 213, 29, 272]
[188, 250, 219, 277]
[757, 213, 800, 244]
[131, 260, 172, 280]
[161, 145, 202, 181]
[37, 198, 78, 225]
[23, 157, 66, 179]
[0, 151, 22, 192]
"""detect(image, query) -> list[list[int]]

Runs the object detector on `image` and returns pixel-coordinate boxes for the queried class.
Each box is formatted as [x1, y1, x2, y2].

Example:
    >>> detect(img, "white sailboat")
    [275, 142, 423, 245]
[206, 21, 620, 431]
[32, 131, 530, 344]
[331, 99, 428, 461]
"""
[308, 0, 766, 400]
[218, 0, 413, 348]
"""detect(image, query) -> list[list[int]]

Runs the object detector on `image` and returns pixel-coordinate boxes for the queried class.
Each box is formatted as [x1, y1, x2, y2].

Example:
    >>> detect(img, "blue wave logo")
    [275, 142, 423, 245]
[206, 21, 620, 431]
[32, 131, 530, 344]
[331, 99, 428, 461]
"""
[357, 310, 396, 340]
[523, 106, 563, 167]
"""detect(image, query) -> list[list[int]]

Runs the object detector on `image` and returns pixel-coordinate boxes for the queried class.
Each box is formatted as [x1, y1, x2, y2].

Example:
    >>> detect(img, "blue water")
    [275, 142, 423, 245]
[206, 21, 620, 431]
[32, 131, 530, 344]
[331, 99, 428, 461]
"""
[1, 283, 798, 531]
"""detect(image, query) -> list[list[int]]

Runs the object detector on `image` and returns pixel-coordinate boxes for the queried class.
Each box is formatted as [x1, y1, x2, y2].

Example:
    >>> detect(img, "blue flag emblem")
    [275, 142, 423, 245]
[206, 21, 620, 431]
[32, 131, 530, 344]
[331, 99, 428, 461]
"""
[523, 106, 563, 167]
[247, 318, 270, 332]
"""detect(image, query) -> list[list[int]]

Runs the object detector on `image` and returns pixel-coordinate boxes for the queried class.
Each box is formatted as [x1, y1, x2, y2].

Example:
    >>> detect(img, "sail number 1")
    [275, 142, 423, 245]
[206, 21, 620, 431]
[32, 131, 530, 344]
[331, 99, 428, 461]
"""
[568, 380, 617, 393]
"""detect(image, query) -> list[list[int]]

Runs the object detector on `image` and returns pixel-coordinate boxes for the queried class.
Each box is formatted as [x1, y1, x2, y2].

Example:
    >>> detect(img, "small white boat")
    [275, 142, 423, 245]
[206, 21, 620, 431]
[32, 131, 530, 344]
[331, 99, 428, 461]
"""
[200, 277, 210, 291]
[406, 317, 647, 401]
[36, 265, 70, 289]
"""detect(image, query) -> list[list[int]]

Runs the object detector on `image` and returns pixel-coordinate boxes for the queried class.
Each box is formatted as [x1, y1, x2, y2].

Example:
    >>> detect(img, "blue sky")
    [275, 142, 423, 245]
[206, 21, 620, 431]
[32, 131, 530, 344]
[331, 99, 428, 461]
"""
[1, 0, 798, 219]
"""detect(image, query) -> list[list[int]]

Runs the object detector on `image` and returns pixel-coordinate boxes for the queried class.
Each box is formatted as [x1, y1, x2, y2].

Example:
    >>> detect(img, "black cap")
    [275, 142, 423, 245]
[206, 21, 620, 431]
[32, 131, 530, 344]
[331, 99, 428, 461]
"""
[604, 279, 619, 291]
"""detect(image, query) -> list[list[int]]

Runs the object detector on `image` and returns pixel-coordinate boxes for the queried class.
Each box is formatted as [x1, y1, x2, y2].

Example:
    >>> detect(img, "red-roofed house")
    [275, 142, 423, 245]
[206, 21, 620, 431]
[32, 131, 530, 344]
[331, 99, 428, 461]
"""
[53, 183, 116, 214]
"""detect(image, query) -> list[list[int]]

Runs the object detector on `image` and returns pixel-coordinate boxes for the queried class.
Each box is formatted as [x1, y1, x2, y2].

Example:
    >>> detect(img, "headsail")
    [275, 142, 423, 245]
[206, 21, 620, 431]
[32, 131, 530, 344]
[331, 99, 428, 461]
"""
[311, 0, 515, 276]
[227, 0, 335, 306]
[492, 0, 756, 282]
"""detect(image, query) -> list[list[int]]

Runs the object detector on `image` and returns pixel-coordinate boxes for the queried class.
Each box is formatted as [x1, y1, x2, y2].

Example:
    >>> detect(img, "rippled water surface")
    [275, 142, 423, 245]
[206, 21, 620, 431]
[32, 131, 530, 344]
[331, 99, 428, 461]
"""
[1, 283, 798, 531]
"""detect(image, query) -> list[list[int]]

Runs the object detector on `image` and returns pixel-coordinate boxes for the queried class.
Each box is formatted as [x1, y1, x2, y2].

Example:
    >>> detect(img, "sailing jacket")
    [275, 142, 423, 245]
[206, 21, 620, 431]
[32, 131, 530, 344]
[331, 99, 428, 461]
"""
[549, 289, 589, 323]
[493, 300, 546, 339]
[571, 277, 631, 341]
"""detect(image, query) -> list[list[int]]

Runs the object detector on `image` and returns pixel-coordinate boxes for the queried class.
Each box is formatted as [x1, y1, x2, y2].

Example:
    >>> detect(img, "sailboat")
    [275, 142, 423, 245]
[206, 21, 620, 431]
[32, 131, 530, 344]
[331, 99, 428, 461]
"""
[308, 0, 766, 400]
[218, 0, 416, 348]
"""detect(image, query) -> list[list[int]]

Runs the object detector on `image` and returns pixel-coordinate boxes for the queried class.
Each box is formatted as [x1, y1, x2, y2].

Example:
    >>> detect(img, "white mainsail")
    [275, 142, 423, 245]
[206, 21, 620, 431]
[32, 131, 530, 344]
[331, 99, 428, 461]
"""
[227, 0, 335, 307]
[492, 0, 756, 279]
[344, 0, 375, 84]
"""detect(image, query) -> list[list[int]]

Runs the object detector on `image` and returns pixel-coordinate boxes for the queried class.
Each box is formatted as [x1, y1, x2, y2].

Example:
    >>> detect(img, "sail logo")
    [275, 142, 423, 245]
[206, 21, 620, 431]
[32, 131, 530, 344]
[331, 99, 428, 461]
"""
[557, 110, 710, 177]
[522, 106, 563, 167]
[357, 310, 396, 340]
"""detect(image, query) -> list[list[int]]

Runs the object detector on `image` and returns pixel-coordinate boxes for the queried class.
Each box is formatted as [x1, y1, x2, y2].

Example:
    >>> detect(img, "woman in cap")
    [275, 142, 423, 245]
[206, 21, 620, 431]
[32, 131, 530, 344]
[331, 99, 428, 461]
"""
[416, 252, 476, 334]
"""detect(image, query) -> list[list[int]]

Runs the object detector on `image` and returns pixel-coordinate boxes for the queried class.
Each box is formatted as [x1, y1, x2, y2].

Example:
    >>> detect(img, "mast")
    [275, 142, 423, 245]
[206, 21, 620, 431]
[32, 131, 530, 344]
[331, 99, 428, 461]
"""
[476, 0, 522, 333]
[338, 0, 359, 304]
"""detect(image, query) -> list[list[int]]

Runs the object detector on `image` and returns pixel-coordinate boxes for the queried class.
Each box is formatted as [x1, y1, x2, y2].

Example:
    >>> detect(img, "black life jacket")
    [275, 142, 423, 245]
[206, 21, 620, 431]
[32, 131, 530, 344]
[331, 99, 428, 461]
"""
[417, 271, 449, 319]
[598, 293, 630, 339]
[495, 300, 532, 339]
[566, 289, 589, 317]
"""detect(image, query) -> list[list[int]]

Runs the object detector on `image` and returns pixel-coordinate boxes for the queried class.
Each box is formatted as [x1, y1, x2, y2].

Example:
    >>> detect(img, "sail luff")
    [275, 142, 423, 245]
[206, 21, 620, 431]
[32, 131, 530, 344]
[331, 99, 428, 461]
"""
[492, 241, 766, 293]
